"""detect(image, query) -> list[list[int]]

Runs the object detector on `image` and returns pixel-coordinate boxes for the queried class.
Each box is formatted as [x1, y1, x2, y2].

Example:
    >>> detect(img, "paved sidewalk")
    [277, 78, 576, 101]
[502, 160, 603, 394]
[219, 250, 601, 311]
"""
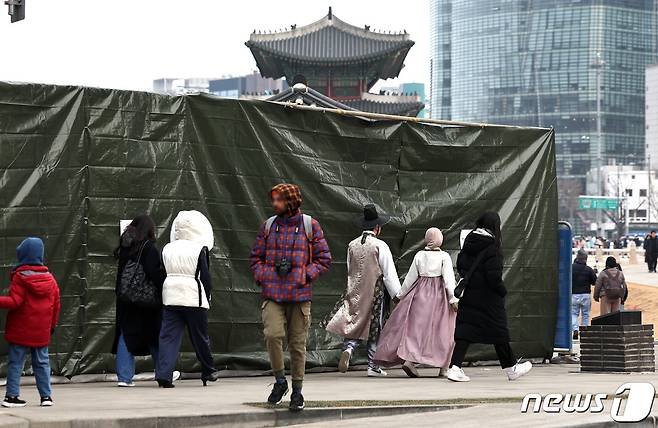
[623, 263, 658, 288]
[0, 363, 656, 427]
[584, 253, 658, 288]
[288, 404, 657, 428]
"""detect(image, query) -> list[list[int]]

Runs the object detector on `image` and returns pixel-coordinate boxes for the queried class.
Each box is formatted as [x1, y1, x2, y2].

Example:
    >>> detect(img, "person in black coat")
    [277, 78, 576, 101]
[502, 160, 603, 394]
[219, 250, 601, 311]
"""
[446, 211, 532, 383]
[571, 249, 596, 340]
[615, 262, 629, 308]
[112, 215, 167, 387]
[644, 231, 658, 273]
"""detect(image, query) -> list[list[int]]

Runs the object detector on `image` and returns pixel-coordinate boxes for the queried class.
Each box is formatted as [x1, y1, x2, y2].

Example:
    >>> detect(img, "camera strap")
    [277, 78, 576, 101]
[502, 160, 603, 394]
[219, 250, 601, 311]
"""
[265, 215, 314, 265]
[274, 219, 303, 262]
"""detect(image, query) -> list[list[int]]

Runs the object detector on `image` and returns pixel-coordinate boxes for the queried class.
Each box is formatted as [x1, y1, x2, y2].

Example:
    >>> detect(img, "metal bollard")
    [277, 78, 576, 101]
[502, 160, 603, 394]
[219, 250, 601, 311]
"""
[629, 241, 638, 265]
[595, 246, 603, 265]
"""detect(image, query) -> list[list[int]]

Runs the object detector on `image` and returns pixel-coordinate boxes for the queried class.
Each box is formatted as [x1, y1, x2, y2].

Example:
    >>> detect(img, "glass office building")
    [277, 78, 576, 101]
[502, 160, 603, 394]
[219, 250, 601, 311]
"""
[430, 0, 657, 180]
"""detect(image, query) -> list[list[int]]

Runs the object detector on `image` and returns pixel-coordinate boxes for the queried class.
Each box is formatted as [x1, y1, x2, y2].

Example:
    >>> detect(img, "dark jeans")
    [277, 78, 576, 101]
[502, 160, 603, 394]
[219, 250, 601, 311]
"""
[648, 258, 657, 272]
[450, 339, 515, 369]
[156, 307, 216, 381]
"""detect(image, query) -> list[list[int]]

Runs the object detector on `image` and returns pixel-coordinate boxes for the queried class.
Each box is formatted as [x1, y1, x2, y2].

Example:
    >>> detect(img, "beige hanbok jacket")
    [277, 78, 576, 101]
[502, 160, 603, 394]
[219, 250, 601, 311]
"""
[326, 232, 401, 340]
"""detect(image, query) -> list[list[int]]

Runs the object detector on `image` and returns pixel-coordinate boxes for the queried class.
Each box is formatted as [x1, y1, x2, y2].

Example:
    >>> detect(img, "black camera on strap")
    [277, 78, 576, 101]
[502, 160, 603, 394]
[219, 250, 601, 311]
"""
[276, 257, 291, 276]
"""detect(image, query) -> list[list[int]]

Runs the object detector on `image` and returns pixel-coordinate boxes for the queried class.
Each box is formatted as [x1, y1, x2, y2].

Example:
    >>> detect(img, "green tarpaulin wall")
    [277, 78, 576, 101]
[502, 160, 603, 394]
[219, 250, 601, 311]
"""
[0, 82, 557, 377]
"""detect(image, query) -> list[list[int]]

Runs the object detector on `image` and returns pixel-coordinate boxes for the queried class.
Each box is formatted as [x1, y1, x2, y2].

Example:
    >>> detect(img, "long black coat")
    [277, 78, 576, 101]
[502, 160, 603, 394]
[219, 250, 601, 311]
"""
[111, 240, 166, 356]
[455, 231, 510, 344]
[644, 237, 658, 262]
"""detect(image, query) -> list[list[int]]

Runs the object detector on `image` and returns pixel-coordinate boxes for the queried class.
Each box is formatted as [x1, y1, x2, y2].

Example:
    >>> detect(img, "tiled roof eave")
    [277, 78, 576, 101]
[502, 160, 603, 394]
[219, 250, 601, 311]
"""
[249, 14, 411, 44]
[246, 41, 414, 66]
[342, 99, 425, 116]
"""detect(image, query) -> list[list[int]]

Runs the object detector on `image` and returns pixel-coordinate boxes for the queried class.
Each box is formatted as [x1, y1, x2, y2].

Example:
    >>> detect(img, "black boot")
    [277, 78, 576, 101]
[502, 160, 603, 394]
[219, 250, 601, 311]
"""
[289, 389, 305, 412]
[267, 379, 289, 405]
[201, 370, 221, 386]
[572, 330, 579, 340]
[156, 379, 175, 388]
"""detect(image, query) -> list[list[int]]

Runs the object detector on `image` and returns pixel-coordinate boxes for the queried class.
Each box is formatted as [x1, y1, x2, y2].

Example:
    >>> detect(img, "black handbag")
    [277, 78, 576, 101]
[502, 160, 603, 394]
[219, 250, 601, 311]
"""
[117, 241, 161, 308]
[454, 246, 490, 299]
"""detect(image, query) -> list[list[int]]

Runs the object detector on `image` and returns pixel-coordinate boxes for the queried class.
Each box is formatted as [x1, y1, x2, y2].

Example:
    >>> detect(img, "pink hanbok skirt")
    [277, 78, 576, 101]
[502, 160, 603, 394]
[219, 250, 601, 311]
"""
[374, 276, 456, 368]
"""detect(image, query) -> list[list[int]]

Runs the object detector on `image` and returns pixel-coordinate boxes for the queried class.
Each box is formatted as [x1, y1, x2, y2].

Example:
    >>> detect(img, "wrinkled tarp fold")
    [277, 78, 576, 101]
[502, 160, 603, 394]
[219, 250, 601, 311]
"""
[0, 82, 557, 376]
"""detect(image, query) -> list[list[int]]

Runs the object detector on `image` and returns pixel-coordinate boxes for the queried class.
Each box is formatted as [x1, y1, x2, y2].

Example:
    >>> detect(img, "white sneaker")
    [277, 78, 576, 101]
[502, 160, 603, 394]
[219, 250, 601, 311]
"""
[338, 349, 352, 373]
[367, 367, 388, 377]
[117, 381, 135, 387]
[172, 370, 181, 382]
[438, 368, 448, 378]
[446, 365, 470, 382]
[505, 361, 532, 381]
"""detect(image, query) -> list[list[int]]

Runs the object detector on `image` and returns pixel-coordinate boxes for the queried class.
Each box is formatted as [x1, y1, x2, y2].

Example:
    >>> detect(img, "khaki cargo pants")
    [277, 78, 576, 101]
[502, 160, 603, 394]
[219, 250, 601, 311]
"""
[261, 300, 311, 385]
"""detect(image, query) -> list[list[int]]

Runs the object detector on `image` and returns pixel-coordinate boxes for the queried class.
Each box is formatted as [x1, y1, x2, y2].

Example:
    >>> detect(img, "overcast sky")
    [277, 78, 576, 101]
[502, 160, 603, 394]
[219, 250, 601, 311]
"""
[0, 0, 429, 92]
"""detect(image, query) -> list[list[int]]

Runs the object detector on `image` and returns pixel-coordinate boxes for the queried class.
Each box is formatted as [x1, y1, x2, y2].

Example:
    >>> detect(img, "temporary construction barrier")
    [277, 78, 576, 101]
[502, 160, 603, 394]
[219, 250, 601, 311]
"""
[0, 82, 557, 376]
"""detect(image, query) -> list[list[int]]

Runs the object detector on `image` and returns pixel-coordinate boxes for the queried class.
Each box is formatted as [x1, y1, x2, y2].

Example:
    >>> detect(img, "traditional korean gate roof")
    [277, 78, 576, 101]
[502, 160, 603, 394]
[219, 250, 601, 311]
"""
[246, 8, 414, 80]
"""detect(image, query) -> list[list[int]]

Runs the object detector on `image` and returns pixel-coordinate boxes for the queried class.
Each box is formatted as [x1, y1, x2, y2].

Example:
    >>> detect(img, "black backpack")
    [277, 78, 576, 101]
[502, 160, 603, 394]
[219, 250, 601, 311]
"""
[117, 242, 161, 308]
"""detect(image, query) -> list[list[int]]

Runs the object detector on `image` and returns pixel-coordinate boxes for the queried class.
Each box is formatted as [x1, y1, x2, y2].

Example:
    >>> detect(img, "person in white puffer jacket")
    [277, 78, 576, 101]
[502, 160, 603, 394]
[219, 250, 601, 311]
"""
[155, 210, 220, 388]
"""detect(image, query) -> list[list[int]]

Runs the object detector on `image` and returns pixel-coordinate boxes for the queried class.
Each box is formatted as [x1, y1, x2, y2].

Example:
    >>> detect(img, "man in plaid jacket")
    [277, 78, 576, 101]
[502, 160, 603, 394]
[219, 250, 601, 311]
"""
[250, 183, 331, 412]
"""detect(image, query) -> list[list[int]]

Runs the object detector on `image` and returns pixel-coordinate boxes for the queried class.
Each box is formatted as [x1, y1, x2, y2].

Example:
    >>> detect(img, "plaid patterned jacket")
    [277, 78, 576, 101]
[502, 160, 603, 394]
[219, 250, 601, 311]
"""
[250, 212, 332, 302]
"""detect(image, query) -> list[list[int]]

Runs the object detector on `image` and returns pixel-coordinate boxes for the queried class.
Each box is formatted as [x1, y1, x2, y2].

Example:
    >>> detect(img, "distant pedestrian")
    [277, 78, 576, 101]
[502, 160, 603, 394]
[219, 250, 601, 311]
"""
[616, 262, 629, 311]
[571, 249, 596, 340]
[112, 215, 174, 388]
[594, 256, 626, 315]
[446, 212, 532, 383]
[325, 204, 401, 378]
[644, 231, 658, 272]
[0, 238, 60, 408]
[250, 183, 332, 412]
[156, 211, 221, 388]
[374, 227, 457, 377]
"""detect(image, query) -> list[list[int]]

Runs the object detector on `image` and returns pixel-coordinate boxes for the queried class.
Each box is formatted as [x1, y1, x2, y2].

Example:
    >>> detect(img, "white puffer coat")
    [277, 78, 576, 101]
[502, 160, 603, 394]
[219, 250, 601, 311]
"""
[162, 211, 214, 309]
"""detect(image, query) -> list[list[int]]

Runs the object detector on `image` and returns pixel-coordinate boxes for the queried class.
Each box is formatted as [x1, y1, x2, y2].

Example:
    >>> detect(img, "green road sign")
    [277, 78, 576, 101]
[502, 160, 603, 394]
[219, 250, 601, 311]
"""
[579, 196, 619, 210]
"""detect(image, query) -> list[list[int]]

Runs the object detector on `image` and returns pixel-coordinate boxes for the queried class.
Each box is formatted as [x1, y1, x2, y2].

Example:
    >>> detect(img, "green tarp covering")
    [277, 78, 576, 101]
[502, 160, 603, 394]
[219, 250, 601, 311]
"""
[0, 82, 557, 376]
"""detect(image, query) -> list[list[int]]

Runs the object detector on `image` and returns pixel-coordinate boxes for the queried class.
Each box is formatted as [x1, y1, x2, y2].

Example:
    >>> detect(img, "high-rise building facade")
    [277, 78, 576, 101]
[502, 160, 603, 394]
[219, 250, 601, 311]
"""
[429, 0, 452, 120]
[430, 0, 657, 180]
[646, 64, 658, 166]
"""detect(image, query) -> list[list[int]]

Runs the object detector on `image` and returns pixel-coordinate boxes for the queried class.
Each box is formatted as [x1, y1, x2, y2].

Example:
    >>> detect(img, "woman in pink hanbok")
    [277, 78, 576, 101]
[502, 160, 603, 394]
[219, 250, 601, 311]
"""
[374, 227, 458, 377]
